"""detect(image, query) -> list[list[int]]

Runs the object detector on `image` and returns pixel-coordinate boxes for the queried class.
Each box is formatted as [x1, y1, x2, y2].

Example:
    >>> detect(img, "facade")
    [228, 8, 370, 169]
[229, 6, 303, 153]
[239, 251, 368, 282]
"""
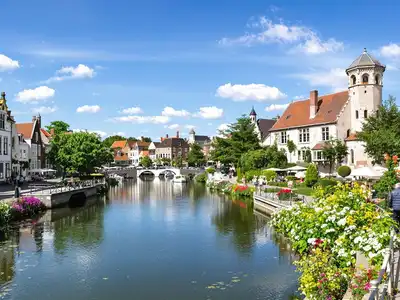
[188, 129, 212, 158]
[111, 140, 131, 166]
[148, 142, 160, 161]
[0, 93, 12, 182]
[129, 141, 150, 166]
[16, 115, 45, 171]
[249, 107, 276, 142]
[40, 128, 54, 169]
[263, 49, 385, 169]
[154, 133, 189, 160]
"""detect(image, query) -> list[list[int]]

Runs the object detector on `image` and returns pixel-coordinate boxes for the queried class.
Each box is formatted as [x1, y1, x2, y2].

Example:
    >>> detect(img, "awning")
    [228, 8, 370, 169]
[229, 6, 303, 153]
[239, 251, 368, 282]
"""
[266, 167, 284, 171]
[284, 165, 307, 171]
[351, 166, 382, 178]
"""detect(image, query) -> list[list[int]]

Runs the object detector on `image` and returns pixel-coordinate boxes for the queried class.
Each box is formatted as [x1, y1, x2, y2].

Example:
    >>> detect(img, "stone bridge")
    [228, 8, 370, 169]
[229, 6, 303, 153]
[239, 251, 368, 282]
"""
[137, 168, 181, 177]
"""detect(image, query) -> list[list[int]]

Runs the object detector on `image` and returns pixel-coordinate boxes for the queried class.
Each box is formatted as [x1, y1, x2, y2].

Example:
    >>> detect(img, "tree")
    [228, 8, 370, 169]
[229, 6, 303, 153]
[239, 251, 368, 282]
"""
[305, 164, 319, 187]
[140, 156, 152, 168]
[287, 139, 297, 162]
[103, 135, 126, 148]
[128, 137, 151, 142]
[211, 116, 261, 166]
[142, 137, 152, 142]
[161, 157, 171, 165]
[322, 139, 348, 174]
[239, 144, 287, 172]
[49, 131, 113, 175]
[358, 96, 400, 164]
[45, 121, 70, 135]
[172, 156, 183, 168]
[187, 143, 205, 167]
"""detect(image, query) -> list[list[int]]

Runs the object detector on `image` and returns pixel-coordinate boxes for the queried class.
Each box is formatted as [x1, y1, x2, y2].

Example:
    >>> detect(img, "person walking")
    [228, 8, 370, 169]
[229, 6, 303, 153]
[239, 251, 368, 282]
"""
[389, 183, 400, 228]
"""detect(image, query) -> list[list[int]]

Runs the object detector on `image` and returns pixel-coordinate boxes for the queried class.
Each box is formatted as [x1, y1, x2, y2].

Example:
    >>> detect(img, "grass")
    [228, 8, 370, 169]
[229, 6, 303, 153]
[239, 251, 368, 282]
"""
[294, 186, 314, 196]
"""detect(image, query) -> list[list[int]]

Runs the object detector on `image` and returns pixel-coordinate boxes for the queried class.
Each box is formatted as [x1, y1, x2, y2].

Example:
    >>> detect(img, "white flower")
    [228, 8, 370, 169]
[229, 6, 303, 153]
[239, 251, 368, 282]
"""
[321, 224, 328, 228]
[325, 228, 335, 234]
[337, 218, 347, 226]
[354, 236, 363, 244]
[363, 245, 372, 252]
[307, 238, 316, 244]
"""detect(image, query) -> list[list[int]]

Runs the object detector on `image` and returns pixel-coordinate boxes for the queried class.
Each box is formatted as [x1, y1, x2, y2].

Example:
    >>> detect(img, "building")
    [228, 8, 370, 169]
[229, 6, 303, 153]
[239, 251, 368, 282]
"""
[16, 115, 45, 170]
[40, 128, 54, 169]
[263, 48, 385, 169]
[0, 92, 12, 181]
[249, 107, 276, 142]
[129, 140, 150, 166]
[188, 129, 211, 147]
[148, 142, 160, 161]
[111, 140, 131, 166]
[155, 132, 189, 160]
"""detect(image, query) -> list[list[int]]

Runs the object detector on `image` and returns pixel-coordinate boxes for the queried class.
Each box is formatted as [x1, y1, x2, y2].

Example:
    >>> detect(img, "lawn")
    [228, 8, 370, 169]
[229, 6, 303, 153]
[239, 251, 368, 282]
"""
[294, 186, 314, 196]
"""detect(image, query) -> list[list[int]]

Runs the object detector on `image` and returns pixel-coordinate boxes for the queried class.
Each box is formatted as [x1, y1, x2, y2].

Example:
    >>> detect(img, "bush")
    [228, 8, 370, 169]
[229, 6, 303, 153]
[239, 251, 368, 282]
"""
[236, 167, 243, 182]
[261, 170, 277, 181]
[337, 165, 351, 178]
[317, 178, 338, 188]
[286, 175, 297, 181]
[304, 164, 319, 187]
[206, 167, 216, 174]
[268, 181, 288, 187]
[195, 173, 207, 183]
[264, 187, 281, 193]
[244, 170, 261, 182]
[11, 197, 46, 220]
[0, 202, 11, 227]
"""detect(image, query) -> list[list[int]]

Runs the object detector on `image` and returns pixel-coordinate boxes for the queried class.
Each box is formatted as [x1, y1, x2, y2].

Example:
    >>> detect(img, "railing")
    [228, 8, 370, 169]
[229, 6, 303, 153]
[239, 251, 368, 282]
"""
[254, 190, 305, 206]
[26, 179, 104, 195]
[368, 229, 396, 300]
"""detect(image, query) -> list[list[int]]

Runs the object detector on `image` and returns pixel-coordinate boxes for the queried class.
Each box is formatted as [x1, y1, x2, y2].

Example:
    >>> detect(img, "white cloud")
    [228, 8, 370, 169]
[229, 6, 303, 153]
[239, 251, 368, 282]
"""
[120, 107, 143, 114]
[161, 106, 191, 117]
[293, 95, 305, 100]
[44, 64, 95, 83]
[112, 115, 170, 124]
[386, 64, 399, 71]
[185, 124, 196, 130]
[380, 43, 400, 58]
[113, 131, 126, 137]
[32, 106, 58, 114]
[216, 83, 286, 101]
[165, 124, 180, 130]
[217, 123, 230, 134]
[194, 106, 224, 119]
[292, 68, 347, 92]
[265, 103, 289, 112]
[16, 86, 55, 104]
[0, 54, 20, 71]
[73, 129, 108, 138]
[76, 105, 101, 113]
[219, 17, 343, 55]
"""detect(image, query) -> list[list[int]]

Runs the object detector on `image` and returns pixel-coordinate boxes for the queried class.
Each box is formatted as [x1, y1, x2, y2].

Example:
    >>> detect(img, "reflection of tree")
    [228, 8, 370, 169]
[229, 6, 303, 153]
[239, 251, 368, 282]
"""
[0, 238, 15, 284]
[53, 203, 105, 254]
[212, 200, 266, 256]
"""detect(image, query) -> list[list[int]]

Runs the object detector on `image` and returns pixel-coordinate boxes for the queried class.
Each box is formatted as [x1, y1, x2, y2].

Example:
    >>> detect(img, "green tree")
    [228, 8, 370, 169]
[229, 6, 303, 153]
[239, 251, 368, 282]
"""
[161, 157, 171, 165]
[358, 96, 400, 164]
[305, 164, 319, 187]
[287, 139, 296, 161]
[103, 135, 126, 148]
[240, 145, 288, 172]
[45, 121, 70, 135]
[211, 116, 261, 166]
[49, 131, 113, 175]
[140, 156, 152, 168]
[187, 143, 205, 166]
[322, 139, 348, 174]
[172, 156, 183, 168]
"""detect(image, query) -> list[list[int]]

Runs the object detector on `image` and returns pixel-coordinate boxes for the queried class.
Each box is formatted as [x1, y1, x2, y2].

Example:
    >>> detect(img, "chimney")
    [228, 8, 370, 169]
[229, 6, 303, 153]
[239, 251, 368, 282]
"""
[32, 116, 37, 122]
[166, 134, 169, 138]
[309, 90, 318, 119]
[176, 131, 179, 138]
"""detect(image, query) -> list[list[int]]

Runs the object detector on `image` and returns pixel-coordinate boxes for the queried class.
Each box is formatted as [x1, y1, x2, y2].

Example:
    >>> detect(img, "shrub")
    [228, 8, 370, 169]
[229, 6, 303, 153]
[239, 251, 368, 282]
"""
[337, 165, 351, 178]
[195, 173, 207, 183]
[236, 167, 243, 182]
[268, 181, 288, 187]
[286, 175, 297, 181]
[0, 202, 11, 227]
[11, 197, 46, 220]
[277, 188, 294, 201]
[245, 170, 261, 182]
[206, 167, 216, 174]
[304, 164, 319, 187]
[261, 170, 277, 181]
[264, 187, 281, 193]
[317, 178, 338, 188]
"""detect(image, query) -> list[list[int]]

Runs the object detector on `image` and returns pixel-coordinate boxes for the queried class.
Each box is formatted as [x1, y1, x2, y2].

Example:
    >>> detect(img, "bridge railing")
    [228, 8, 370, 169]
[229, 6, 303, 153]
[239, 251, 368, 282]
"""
[254, 189, 305, 206]
[27, 179, 103, 195]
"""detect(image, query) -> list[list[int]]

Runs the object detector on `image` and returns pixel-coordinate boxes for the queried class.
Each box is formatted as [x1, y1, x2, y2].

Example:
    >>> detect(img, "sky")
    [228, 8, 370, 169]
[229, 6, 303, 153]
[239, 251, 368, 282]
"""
[1, 0, 400, 141]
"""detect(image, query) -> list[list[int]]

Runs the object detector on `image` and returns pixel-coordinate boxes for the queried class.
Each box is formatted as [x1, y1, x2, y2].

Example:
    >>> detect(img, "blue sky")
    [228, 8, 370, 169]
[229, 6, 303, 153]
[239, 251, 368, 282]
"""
[1, 0, 400, 140]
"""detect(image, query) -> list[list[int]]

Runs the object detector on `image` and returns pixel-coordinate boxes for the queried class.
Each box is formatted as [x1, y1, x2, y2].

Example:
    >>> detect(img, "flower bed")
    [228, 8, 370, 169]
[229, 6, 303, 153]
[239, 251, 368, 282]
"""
[206, 181, 255, 198]
[271, 183, 395, 299]
[0, 197, 46, 227]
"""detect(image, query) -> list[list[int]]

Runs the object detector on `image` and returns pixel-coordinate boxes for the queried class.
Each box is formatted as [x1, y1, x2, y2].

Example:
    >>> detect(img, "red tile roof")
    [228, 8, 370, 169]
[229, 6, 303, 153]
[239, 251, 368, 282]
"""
[16, 123, 34, 139]
[111, 140, 127, 148]
[312, 142, 329, 150]
[40, 128, 51, 138]
[270, 91, 349, 131]
[137, 141, 150, 148]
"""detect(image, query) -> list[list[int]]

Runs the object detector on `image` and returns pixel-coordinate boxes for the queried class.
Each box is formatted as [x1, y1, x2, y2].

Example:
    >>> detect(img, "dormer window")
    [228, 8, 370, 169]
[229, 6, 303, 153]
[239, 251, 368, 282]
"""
[351, 75, 356, 85]
[362, 74, 369, 84]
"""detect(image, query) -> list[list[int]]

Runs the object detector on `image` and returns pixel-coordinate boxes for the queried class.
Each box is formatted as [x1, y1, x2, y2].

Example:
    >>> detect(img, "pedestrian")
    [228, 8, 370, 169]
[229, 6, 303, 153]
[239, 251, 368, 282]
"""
[389, 183, 400, 230]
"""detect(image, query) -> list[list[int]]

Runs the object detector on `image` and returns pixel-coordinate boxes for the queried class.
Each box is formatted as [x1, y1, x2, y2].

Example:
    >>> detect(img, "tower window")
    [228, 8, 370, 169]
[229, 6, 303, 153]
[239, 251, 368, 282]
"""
[355, 110, 359, 119]
[362, 74, 369, 84]
[351, 75, 356, 85]
[346, 129, 350, 138]
[364, 110, 368, 118]
[375, 75, 380, 85]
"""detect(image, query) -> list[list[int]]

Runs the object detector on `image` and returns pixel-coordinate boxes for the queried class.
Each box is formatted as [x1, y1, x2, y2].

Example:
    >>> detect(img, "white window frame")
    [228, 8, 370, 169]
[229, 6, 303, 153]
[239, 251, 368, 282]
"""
[299, 128, 310, 143]
[280, 131, 287, 144]
[322, 127, 329, 141]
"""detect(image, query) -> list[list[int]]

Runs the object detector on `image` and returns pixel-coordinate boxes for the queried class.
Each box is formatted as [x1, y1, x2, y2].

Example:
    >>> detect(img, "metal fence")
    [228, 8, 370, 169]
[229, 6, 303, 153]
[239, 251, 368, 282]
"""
[254, 189, 305, 204]
[27, 179, 104, 195]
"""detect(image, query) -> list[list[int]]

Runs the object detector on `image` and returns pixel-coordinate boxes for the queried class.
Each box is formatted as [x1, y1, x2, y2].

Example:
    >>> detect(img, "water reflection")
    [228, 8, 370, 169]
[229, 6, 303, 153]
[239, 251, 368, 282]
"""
[0, 180, 298, 300]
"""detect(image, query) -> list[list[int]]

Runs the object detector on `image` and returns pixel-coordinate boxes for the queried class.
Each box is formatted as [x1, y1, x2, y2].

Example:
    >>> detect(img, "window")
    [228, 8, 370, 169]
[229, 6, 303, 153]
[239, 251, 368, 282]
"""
[375, 75, 380, 85]
[350, 149, 355, 164]
[322, 127, 329, 141]
[351, 75, 356, 85]
[317, 151, 323, 160]
[35, 132, 38, 141]
[299, 128, 310, 143]
[364, 110, 368, 118]
[346, 129, 351, 138]
[280, 131, 287, 144]
[5, 163, 9, 178]
[362, 74, 369, 84]
[0, 136, 2, 154]
[0, 114, 4, 130]
[4, 137, 7, 155]
[356, 110, 359, 119]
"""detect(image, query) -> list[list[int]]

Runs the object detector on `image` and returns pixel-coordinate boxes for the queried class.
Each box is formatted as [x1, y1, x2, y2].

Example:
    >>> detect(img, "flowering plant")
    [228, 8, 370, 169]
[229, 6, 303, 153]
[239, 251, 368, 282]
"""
[349, 267, 378, 300]
[277, 188, 293, 201]
[10, 196, 46, 219]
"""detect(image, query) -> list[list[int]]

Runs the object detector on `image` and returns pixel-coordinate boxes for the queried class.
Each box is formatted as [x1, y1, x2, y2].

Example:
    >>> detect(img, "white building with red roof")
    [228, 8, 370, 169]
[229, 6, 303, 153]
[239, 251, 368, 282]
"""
[263, 48, 385, 169]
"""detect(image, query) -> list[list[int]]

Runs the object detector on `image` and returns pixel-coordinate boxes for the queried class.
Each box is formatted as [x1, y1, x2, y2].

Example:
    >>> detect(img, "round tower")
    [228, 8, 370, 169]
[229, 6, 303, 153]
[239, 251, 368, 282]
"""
[249, 106, 257, 123]
[188, 128, 195, 144]
[346, 48, 385, 132]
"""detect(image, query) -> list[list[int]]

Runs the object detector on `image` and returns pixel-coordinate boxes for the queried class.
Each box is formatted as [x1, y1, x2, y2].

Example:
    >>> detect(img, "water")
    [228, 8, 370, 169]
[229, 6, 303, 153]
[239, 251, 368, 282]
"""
[0, 179, 299, 300]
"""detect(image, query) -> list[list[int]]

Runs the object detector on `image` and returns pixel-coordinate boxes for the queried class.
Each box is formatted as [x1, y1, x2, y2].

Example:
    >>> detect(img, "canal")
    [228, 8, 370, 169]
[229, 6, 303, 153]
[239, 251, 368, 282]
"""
[0, 179, 299, 300]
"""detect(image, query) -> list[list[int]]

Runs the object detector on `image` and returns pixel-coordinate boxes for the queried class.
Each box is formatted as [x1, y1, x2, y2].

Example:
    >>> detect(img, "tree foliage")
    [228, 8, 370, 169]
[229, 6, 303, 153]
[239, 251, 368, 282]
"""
[239, 144, 288, 172]
[45, 121, 70, 135]
[305, 164, 319, 187]
[210, 116, 261, 166]
[140, 156, 152, 168]
[103, 135, 126, 148]
[322, 139, 348, 174]
[358, 96, 400, 164]
[337, 165, 351, 178]
[187, 143, 205, 166]
[49, 131, 113, 174]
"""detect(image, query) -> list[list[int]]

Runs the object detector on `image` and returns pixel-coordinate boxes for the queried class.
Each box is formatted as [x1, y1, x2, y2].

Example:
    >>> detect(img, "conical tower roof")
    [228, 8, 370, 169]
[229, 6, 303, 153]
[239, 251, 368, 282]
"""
[250, 106, 256, 116]
[346, 48, 385, 73]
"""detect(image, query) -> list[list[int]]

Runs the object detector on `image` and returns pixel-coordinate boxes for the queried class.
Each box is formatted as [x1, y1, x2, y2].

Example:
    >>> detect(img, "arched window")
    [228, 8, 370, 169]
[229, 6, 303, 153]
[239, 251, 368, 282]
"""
[350, 149, 354, 164]
[346, 129, 350, 138]
[364, 110, 368, 118]
[362, 74, 369, 84]
[375, 75, 380, 85]
[351, 75, 356, 85]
